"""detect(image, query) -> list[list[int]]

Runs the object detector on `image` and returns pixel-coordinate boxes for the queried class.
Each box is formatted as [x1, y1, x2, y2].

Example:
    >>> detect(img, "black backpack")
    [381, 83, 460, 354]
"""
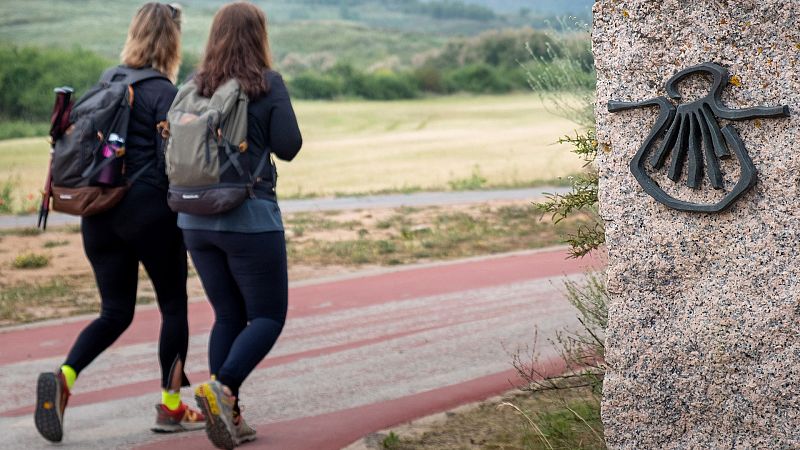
[50, 65, 168, 216]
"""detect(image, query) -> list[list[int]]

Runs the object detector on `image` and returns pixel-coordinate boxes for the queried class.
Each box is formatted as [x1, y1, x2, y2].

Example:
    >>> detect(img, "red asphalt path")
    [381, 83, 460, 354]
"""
[0, 248, 593, 366]
[0, 248, 599, 449]
[140, 363, 568, 450]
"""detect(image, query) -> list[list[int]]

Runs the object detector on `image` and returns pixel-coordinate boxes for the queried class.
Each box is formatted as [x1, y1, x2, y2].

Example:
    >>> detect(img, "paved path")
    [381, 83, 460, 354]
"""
[0, 248, 599, 449]
[0, 187, 570, 230]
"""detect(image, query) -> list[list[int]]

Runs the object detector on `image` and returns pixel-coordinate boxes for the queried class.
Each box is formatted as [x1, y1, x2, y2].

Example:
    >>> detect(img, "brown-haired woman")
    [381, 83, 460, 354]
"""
[34, 3, 204, 443]
[179, 3, 302, 448]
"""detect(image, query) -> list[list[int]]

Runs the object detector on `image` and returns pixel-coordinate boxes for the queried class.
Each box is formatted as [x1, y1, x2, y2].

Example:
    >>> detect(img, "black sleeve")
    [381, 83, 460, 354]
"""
[267, 73, 303, 161]
[153, 80, 178, 123]
[150, 80, 178, 172]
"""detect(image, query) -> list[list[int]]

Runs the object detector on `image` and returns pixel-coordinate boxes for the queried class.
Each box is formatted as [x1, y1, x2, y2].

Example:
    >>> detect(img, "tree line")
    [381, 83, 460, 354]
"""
[306, 0, 497, 21]
[0, 28, 594, 132]
[288, 28, 594, 100]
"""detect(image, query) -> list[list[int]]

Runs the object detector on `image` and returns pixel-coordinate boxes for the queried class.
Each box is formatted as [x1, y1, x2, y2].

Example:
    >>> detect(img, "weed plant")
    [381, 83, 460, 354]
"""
[505, 34, 607, 443]
[12, 252, 49, 269]
[43, 240, 69, 248]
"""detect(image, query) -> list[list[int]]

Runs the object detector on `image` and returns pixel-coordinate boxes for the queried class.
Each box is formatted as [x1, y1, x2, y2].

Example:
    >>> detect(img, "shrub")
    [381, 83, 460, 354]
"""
[0, 42, 111, 122]
[353, 71, 418, 100]
[289, 72, 343, 99]
[0, 178, 42, 215]
[536, 131, 603, 258]
[289, 64, 420, 100]
[0, 120, 50, 140]
[43, 239, 69, 248]
[444, 64, 512, 94]
[524, 30, 596, 127]
[448, 165, 487, 190]
[507, 57, 606, 441]
[12, 252, 50, 269]
[422, 28, 572, 70]
[412, 65, 446, 93]
[177, 52, 199, 85]
[0, 180, 13, 214]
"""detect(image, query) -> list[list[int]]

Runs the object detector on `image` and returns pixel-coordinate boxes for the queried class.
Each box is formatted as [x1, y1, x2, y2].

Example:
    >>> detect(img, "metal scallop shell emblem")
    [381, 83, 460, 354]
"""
[608, 62, 790, 212]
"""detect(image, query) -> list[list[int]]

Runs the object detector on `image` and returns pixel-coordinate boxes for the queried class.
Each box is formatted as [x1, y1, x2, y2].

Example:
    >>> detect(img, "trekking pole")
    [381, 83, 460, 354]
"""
[39, 86, 74, 230]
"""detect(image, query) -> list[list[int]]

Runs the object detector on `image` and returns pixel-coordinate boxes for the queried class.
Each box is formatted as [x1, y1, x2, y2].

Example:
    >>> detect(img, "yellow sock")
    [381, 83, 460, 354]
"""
[162, 390, 181, 411]
[60, 365, 77, 390]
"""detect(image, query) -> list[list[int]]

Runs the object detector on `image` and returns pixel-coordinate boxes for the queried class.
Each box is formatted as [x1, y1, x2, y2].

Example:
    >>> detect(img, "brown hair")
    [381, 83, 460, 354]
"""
[195, 2, 273, 98]
[120, 3, 182, 82]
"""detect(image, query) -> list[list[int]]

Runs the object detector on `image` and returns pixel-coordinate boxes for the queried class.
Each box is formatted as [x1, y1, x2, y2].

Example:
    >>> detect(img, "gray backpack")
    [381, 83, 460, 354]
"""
[165, 78, 271, 215]
[51, 66, 167, 216]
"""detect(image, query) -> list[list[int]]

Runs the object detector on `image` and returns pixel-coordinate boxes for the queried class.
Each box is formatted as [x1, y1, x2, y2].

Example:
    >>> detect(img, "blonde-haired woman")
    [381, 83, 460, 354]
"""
[34, 3, 204, 443]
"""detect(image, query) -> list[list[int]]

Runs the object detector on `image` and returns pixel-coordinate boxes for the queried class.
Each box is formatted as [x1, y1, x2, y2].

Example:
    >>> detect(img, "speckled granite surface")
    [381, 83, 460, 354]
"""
[593, 1, 800, 448]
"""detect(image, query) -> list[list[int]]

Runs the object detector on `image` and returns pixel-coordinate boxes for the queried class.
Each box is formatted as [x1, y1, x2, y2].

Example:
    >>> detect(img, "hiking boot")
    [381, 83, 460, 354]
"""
[34, 370, 71, 442]
[151, 402, 206, 433]
[195, 380, 237, 449]
[233, 409, 257, 444]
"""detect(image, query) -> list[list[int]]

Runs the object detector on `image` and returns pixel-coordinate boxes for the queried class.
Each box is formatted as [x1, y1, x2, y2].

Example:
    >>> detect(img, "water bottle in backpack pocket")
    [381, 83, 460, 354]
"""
[93, 133, 126, 187]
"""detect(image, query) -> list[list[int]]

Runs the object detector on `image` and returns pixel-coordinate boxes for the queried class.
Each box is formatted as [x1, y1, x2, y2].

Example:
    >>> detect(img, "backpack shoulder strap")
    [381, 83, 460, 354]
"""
[100, 65, 169, 85]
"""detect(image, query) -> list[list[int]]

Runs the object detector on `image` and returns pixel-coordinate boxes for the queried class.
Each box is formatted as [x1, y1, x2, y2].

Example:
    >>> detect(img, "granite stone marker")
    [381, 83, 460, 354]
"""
[594, 1, 800, 448]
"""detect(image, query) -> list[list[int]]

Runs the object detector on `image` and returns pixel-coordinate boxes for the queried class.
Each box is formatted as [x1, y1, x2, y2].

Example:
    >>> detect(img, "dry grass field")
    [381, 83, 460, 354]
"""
[0, 94, 584, 209]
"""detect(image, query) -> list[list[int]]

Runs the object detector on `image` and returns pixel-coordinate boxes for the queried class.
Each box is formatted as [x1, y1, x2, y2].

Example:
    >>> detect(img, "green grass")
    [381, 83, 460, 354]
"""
[532, 400, 604, 448]
[11, 252, 49, 269]
[43, 239, 69, 248]
[0, 94, 585, 207]
[0, 227, 42, 237]
[383, 432, 401, 448]
[447, 165, 487, 190]
[379, 387, 603, 450]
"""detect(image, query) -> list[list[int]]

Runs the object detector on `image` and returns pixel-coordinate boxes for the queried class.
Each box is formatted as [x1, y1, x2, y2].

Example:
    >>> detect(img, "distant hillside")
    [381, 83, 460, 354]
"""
[0, 0, 590, 75]
[445, 0, 594, 16]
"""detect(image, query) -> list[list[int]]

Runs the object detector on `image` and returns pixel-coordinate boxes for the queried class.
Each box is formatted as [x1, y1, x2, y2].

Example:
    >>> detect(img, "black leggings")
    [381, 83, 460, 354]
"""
[183, 230, 288, 396]
[64, 183, 189, 389]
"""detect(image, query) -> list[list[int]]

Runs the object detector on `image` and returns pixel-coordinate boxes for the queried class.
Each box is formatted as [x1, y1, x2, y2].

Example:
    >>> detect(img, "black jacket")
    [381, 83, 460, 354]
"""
[127, 77, 177, 191]
[245, 70, 303, 199]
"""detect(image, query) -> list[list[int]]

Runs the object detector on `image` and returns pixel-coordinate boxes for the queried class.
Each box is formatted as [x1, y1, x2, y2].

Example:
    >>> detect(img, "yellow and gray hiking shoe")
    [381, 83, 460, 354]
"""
[233, 408, 257, 444]
[195, 380, 237, 449]
[152, 402, 206, 433]
[34, 370, 71, 442]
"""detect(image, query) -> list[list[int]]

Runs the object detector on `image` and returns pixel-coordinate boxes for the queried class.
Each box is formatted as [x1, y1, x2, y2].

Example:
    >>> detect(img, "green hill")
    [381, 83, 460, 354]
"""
[0, 0, 586, 72]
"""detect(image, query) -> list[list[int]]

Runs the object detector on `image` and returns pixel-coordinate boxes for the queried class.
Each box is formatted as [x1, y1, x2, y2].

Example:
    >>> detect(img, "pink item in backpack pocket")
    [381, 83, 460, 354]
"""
[94, 134, 126, 186]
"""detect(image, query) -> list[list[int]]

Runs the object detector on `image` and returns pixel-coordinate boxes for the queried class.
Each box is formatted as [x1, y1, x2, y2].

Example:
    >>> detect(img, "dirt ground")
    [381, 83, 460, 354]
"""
[0, 200, 526, 284]
[0, 199, 571, 325]
[0, 227, 369, 291]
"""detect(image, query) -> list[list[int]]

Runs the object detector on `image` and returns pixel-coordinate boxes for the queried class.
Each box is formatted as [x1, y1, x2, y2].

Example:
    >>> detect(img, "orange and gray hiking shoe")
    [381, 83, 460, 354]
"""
[195, 380, 238, 449]
[151, 402, 206, 433]
[34, 370, 71, 442]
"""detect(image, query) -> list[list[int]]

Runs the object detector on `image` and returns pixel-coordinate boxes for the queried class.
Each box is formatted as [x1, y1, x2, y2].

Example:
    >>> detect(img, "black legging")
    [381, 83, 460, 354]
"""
[64, 183, 189, 389]
[183, 230, 288, 396]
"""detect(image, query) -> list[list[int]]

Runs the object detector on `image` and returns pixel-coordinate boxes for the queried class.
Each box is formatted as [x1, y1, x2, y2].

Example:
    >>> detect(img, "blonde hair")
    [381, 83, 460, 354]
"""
[120, 3, 182, 82]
